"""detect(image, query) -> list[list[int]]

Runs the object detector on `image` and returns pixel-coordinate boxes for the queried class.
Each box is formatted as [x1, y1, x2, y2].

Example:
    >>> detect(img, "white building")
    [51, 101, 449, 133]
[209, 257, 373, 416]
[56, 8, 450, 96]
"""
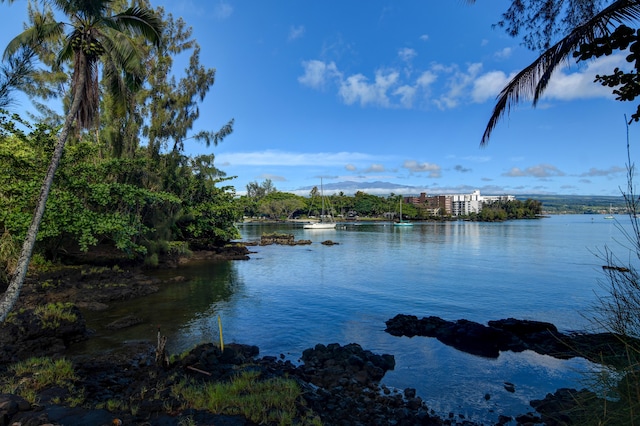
[450, 190, 482, 216]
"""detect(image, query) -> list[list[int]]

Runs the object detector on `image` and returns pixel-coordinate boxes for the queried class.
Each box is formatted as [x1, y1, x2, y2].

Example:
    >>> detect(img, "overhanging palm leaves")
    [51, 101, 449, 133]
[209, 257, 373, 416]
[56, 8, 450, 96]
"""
[478, 0, 640, 145]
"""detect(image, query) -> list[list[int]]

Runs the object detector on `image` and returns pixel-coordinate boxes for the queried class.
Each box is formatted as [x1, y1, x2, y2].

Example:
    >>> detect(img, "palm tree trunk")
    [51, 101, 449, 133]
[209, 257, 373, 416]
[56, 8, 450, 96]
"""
[0, 55, 87, 323]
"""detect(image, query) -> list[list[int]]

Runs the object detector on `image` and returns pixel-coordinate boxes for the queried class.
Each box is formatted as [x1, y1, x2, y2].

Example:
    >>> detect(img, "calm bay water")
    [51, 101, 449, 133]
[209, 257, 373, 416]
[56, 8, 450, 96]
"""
[78, 214, 634, 423]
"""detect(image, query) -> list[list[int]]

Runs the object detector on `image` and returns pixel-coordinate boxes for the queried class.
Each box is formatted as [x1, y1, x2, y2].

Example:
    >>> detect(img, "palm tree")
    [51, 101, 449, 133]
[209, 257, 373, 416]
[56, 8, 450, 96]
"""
[0, 45, 35, 109]
[0, 0, 162, 322]
[471, 0, 640, 145]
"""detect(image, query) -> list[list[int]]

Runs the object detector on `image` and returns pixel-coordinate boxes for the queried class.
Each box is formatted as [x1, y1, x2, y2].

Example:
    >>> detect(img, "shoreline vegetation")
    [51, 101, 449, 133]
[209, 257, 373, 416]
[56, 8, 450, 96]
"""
[0, 240, 628, 426]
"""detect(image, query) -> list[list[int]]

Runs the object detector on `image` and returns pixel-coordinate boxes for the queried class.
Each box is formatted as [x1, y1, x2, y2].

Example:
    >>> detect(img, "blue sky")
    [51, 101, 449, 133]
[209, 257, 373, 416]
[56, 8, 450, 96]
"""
[1, 1, 635, 196]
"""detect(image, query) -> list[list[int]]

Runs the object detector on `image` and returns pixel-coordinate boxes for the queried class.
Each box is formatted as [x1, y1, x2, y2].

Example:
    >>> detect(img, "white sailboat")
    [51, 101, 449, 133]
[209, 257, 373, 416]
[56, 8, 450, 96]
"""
[394, 196, 413, 227]
[304, 179, 336, 229]
[604, 203, 614, 219]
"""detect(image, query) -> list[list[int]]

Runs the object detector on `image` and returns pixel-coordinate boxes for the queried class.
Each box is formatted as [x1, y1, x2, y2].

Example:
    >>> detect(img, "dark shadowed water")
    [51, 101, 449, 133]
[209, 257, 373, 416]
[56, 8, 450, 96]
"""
[76, 214, 634, 423]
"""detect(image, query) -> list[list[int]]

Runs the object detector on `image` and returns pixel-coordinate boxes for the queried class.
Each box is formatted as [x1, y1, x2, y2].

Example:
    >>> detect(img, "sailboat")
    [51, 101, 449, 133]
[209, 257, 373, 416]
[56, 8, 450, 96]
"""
[604, 203, 614, 220]
[304, 179, 336, 229]
[394, 196, 413, 227]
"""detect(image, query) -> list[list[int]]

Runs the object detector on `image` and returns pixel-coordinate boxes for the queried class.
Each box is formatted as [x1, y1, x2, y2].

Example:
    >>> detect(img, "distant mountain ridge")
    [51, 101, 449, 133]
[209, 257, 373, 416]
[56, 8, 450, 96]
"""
[291, 181, 626, 213]
[295, 181, 625, 198]
[298, 181, 411, 192]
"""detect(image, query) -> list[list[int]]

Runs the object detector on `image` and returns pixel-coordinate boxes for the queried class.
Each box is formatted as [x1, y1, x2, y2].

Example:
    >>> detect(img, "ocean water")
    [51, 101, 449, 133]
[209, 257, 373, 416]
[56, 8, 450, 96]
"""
[79, 214, 635, 423]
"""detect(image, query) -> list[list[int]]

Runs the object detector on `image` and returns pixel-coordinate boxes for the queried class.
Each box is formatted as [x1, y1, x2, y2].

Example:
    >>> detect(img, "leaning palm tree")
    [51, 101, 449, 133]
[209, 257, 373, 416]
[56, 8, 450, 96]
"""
[473, 0, 640, 145]
[0, 0, 162, 322]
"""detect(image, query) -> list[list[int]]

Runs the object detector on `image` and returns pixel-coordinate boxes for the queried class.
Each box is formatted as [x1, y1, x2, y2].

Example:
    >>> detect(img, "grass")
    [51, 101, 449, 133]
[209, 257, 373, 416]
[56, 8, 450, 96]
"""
[171, 369, 322, 425]
[0, 354, 323, 424]
[1, 357, 79, 404]
[33, 302, 77, 329]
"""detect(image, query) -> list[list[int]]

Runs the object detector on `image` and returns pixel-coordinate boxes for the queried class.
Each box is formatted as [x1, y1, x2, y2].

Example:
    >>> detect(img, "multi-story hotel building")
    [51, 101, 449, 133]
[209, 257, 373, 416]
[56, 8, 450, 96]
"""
[405, 190, 515, 216]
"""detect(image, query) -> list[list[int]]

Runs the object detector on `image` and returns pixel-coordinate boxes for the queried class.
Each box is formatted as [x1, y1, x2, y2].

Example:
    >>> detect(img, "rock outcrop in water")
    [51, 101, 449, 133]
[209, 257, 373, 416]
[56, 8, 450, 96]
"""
[385, 314, 634, 364]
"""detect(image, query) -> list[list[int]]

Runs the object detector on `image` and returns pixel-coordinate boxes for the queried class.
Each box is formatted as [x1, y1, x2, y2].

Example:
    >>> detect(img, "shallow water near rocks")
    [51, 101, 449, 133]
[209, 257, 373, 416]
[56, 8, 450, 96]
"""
[75, 214, 631, 424]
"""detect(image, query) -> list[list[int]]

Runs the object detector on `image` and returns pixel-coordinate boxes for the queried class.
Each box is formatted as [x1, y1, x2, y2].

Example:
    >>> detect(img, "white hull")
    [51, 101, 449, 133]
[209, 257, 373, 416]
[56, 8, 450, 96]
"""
[303, 222, 336, 229]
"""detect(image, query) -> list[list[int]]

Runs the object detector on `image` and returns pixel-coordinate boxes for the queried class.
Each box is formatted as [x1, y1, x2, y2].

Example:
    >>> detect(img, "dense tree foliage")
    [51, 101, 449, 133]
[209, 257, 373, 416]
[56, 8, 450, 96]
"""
[0, 112, 239, 274]
[0, 1, 239, 322]
[469, 199, 543, 221]
[237, 181, 541, 222]
[0, 0, 164, 322]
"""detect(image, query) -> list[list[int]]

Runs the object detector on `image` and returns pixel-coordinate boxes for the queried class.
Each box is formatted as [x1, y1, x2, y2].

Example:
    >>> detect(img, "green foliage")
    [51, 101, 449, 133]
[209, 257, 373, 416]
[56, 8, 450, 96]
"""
[493, 0, 604, 52]
[470, 199, 542, 221]
[141, 6, 233, 156]
[33, 302, 77, 329]
[353, 191, 386, 217]
[0, 113, 240, 263]
[259, 192, 306, 220]
[2, 357, 79, 403]
[574, 24, 640, 123]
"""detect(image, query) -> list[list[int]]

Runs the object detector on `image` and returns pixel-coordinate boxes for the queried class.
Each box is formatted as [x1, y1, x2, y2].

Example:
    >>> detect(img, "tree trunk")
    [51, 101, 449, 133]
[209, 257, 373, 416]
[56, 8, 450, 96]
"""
[0, 55, 87, 323]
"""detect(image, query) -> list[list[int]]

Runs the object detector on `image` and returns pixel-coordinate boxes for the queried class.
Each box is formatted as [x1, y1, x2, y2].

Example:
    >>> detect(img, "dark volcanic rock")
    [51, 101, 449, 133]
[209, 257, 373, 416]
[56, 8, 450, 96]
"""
[105, 314, 144, 330]
[529, 387, 603, 426]
[0, 341, 447, 426]
[385, 314, 637, 363]
[0, 304, 88, 364]
[385, 314, 517, 358]
[298, 342, 395, 388]
[259, 234, 313, 246]
[178, 244, 251, 262]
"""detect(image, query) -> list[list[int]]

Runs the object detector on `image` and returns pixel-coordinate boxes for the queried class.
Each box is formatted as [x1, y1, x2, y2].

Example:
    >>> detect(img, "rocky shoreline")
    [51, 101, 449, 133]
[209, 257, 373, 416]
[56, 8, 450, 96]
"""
[0, 245, 617, 425]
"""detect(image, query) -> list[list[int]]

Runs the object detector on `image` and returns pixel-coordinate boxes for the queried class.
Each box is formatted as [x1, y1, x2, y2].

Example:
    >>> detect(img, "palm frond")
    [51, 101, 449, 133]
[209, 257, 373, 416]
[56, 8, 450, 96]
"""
[482, 0, 640, 146]
[99, 30, 145, 90]
[47, 0, 76, 15]
[56, 34, 76, 66]
[3, 19, 64, 60]
[0, 46, 35, 108]
[103, 7, 163, 48]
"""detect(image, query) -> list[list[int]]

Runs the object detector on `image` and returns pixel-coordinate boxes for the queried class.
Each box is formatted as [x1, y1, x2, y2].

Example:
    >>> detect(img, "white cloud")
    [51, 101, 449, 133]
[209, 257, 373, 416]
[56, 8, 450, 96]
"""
[462, 155, 492, 163]
[257, 173, 286, 182]
[345, 164, 357, 171]
[579, 166, 625, 177]
[394, 85, 416, 108]
[217, 150, 377, 166]
[434, 63, 483, 110]
[494, 47, 512, 59]
[364, 164, 386, 173]
[298, 48, 623, 112]
[503, 164, 565, 178]
[214, 1, 232, 19]
[288, 25, 305, 41]
[298, 60, 340, 89]
[543, 54, 625, 100]
[420, 34, 429, 42]
[416, 70, 437, 88]
[402, 160, 442, 178]
[338, 70, 399, 107]
[472, 70, 511, 103]
[398, 47, 417, 62]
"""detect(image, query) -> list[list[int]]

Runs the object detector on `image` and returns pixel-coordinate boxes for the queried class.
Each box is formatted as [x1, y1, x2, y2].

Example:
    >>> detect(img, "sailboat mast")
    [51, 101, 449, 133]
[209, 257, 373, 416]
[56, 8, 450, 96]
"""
[320, 178, 325, 222]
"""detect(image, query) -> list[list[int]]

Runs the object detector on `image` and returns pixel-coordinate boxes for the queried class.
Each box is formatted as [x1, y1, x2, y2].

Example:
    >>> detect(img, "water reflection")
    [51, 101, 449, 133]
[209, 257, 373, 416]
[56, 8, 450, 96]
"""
[74, 261, 242, 354]
[72, 216, 622, 423]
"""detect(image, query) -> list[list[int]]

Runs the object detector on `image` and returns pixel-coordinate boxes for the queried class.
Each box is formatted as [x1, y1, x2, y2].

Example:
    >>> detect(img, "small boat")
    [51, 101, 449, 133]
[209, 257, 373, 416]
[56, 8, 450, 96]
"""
[304, 178, 336, 229]
[394, 196, 413, 227]
[604, 203, 614, 220]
